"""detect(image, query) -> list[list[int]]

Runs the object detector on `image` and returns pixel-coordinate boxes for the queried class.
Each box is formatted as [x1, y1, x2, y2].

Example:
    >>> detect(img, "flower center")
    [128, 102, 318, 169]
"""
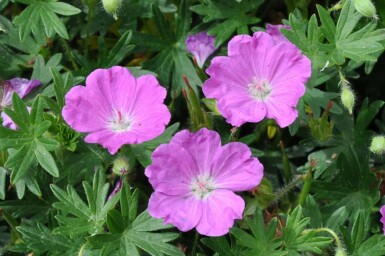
[108, 109, 131, 132]
[190, 174, 216, 200]
[248, 78, 272, 101]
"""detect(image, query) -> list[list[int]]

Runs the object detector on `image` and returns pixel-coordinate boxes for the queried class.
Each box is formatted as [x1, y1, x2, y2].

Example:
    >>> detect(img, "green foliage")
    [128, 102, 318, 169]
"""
[86, 181, 183, 256]
[13, 0, 80, 41]
[50, 169, 120, 237]
[190, 0, 264, 45]
[230, 206, 332, 256]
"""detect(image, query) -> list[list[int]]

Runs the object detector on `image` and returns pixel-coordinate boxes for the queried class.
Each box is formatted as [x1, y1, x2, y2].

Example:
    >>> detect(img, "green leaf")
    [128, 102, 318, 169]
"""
[51, 170, 120, 237]
[353, 235, 385, 256]
[35, 142, 59, 177]
[7, 142, 36, 183]
[29, 96, 45, 125]
[0, 167, 7, 200]
[316, 4, 336, 43]
[355, 99, 385, 132]
[50, 67, 66, 109]
[232, 209, 284, 256]
[201, 236, 237, 256]
[45, 2, 81, 16]
[16, 222, 77, 255]
[13, 1, 79, 41]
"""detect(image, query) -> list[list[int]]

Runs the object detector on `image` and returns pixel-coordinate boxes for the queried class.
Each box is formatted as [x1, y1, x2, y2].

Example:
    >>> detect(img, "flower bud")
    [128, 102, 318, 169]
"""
[112, 156, 129, 176]
[353, 0, 377, 18]
[341, 86, 355, 115]
[370, 135, 385, 155]
[102, 0, 122, 19]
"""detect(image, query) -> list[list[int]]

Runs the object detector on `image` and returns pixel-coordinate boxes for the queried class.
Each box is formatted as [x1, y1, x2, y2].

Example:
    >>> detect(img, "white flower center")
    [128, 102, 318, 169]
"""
[248, 78, 272, 101]
[190, 174, 216, 200]
[108, 109, 132, 132]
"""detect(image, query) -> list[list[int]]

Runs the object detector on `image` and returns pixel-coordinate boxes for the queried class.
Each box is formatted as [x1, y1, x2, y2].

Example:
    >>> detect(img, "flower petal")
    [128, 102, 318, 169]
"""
[211, 142, 264, 191]
[265, 98, 299, 128]
[148, 192, 203, 232]
[62, 86, 109, 133]
[196, 190, 244, 236]
[170, 128, 221, 174]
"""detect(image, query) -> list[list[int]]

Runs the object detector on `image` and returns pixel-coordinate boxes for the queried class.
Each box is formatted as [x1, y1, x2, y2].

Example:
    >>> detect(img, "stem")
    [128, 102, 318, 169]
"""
[298, 163, 313, 206]
[191, 232, 199, 256]
[312, 227, 343, 249]
[272, 175, 302, 205]
[78, 242, 88, 256]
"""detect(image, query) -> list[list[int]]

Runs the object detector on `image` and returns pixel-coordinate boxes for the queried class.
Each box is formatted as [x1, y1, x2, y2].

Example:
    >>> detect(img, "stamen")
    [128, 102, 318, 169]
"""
[248, 78, 272, 101]
[191, 174, 216, 200]
[108, 109, 131, 132]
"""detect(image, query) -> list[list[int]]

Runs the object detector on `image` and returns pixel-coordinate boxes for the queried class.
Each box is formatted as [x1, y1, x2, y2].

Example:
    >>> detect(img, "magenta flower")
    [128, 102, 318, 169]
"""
[381, 205, 385, 235]
[266, 23, 291, 44]
[145, 128, 264, 236]
[1, 78, 41, 107]
[202, 32, 311, 128]
[185, 32, 216, 68]
[62, 66, 171, 155]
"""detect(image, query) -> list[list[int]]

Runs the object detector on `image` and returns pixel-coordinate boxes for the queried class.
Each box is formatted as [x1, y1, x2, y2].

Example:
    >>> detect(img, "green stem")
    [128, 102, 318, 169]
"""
[312, 227, 343, 249]
[298, 165, 313, 206]
[272, 175, 302, 205]
[191, 232, 199, 256]
[78, 242, 88, 256]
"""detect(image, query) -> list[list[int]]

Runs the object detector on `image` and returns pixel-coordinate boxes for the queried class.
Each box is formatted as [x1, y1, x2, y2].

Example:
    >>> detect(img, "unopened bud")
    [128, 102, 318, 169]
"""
[102, 0, 122, 19]
[353, 0, 377, 19]
[335, 248, 347, 256]
[341, 86, 355, 115]
[370, 135, 385, 155]
[112, 157, 129, 176]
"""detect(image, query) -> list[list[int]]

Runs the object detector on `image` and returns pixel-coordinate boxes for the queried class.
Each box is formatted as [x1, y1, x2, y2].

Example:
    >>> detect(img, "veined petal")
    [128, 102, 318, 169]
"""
[196, 190, 244, 236]
[148, 192, 203, 232]
[211, 142, 264, 191]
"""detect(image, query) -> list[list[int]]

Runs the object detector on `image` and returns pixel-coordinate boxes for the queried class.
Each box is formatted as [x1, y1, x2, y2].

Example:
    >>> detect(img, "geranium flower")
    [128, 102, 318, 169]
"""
[381, 205, 385, 235]
[266, 23, 291, 43]
[62, 66, 171, 155]
[145, 128, 263, 236]
[185, 32, 216, 68]
[202, 31, 311, 128]
[1, 78, 41, 107]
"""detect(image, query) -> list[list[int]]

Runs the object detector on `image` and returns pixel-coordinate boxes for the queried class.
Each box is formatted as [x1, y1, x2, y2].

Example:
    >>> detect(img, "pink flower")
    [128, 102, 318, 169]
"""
[266, 23, 291, 44]
[1, 78, 41, 107]
[202, 31, 311, 128]
[145, 128, 263, 236]
[62, 66, 171, 155]
[381, 205, 385, 235]
[185, 32, 216, 68]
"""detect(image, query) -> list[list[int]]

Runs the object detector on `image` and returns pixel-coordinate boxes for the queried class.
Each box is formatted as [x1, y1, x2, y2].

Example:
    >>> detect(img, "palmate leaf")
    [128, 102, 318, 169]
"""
[131, 0, 201, 94]
[231, 209, 284, 256]
[281, 206, 332, 254]
[232, 207, 331, 256]
[190, 0, 264, 45]
[16, 222, 79, 255]
[13, 0, 81, 41]
[50, 169, 120, 237]
[87, 182, 183, 256]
